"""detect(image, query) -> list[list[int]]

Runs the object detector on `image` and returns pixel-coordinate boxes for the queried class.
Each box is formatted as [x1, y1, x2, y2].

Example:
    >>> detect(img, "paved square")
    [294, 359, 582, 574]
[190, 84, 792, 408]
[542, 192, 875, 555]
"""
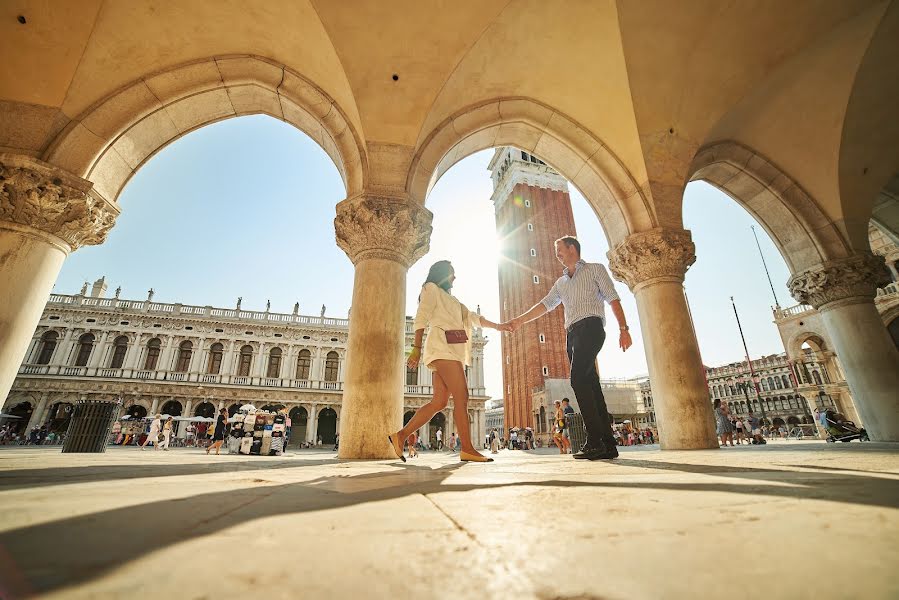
[0, 442, 897, 599]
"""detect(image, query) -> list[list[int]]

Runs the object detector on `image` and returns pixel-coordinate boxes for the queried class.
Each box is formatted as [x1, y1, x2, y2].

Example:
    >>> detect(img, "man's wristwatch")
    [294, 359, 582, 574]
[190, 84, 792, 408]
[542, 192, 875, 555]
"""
[620, 326, 629, 331]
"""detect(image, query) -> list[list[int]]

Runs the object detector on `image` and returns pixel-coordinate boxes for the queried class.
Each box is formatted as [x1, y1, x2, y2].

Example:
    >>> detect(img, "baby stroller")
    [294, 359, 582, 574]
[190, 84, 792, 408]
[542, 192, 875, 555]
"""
[823, 410, 869, 443]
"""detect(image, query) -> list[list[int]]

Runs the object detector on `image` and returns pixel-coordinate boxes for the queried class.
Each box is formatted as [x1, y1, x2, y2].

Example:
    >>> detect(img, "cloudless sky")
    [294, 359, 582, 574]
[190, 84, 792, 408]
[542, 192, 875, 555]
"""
[57, 116, 793, 398]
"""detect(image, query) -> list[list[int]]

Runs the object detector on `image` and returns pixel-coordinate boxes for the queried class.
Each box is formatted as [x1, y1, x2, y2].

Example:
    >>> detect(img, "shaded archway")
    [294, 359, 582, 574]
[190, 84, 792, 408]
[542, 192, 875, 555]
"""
[227, 404, 241, 417]
[403, 411, 414, 426]
[160, 400, 182, 417]
[289, 407, 308, 447]
[47, 402, 73, 434]
[428, 412, 446, 448]
[45, 57, 366, 205]
[317, 408, 337, 445]
[408, 98, 652, 246]
[124, 405, 147, 420]
[193, 402, 215, 419]
[6, 401, 33, 434]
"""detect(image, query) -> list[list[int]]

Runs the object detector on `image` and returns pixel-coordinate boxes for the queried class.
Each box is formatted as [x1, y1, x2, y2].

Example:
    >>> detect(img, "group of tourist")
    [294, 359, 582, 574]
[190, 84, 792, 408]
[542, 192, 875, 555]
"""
[0, 424, 62, 446]
[714, 399, 768, 446]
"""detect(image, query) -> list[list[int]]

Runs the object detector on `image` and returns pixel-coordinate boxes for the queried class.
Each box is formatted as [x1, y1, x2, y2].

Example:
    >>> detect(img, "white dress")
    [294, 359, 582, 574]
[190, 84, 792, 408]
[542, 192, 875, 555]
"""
[413, 283, 483, 369]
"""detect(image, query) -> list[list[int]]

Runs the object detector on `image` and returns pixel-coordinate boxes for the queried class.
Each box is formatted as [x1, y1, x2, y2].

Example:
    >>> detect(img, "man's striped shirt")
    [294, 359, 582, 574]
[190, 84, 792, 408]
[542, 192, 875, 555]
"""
[540, 259, 621, 329]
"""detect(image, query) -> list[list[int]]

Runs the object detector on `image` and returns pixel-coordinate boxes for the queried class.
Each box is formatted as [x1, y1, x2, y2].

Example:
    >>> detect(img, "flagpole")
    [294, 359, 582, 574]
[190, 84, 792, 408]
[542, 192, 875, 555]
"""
[730, 296, 766, 418]
[751, 225, 780, 309]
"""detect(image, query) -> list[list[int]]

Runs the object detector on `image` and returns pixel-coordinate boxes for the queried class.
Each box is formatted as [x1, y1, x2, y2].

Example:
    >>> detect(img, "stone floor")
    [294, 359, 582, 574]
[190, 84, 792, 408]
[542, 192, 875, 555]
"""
[0, 441, 896, 599]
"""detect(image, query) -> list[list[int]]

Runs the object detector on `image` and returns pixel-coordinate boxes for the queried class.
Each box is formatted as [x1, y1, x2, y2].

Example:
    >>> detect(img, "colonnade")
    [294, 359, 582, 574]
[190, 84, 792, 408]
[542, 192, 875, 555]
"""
[2, 154, 898, 458]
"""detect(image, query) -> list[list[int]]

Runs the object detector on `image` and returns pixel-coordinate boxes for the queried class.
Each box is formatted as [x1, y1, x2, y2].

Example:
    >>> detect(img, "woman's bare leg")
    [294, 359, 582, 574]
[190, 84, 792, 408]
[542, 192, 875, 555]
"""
[395, 369, 449, 443]
[431, 360, 486, 457]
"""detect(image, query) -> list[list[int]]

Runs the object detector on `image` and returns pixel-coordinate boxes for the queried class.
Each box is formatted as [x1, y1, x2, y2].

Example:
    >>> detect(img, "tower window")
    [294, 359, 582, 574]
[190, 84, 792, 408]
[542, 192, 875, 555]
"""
[506, 355, 511, 364]
[539, 334, 545, 343]
[521, 151, 528, 160]
[524, 199, 531, 208]
[542, 366, 549, 376]
[530, 248, 537, 257]
[527, 223, 534, 232]
[533, 275, 540, 284]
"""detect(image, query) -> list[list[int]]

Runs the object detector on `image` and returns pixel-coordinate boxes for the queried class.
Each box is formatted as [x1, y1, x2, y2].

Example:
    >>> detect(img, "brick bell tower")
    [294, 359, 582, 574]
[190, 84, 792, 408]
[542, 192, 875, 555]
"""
[488, 148, 577, 432]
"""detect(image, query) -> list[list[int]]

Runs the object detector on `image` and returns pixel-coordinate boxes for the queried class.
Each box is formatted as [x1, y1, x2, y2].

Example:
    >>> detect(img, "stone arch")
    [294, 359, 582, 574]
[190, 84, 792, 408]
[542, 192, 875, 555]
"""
[407, 98, 654, 246]
[317, 407, 337, 445]
[160, 400, 183, 417]
[43, 56, 367, 204]
[787, 332, 829, 359]
[689, 141, 853, 273]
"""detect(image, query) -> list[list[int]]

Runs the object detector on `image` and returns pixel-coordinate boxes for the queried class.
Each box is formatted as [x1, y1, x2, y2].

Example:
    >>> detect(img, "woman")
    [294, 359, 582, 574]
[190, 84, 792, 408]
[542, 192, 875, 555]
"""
[141, 414, 162, 450]
[408, 431, 418, 458]
[713, 399, 734, 447]
[206, 408, 228, 455]
[389, 261, 508, 463]
[160, 416, 173, 450]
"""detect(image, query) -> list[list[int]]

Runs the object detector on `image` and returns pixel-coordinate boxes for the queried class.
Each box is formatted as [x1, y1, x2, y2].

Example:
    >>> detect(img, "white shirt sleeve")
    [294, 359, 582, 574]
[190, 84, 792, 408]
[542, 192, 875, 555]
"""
[466, 307, 482, 330]
[413, 283, 438, 331]
[540, 280, 563, 312]
[593, 264, 620, 303]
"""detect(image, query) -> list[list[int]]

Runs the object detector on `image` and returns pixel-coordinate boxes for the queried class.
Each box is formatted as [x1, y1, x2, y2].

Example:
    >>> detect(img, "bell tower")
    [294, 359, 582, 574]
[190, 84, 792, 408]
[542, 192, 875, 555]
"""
[488, 148, 577, 432]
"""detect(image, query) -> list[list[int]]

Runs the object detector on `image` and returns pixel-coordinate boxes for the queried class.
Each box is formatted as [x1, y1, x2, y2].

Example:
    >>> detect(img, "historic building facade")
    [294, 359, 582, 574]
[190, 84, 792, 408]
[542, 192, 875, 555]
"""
[488, 147, 577, 433]
[3, 283, 489, 448]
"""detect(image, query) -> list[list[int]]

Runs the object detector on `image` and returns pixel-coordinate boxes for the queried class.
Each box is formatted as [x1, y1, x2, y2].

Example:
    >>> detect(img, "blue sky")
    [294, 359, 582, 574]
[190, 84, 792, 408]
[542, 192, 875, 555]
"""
[57, 116, 793, 398]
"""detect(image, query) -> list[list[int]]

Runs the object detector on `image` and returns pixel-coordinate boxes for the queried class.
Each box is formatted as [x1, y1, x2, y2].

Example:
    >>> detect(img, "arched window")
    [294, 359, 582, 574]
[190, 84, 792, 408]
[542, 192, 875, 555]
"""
[266, 347, 282, 378]
[74, 333, 95, 366]
[781, 374, 790, 389]
[539, 405, 546, 433]
[768, 376, 776, 390]
[761, 378, 769, 391]
[324, 351, 339, 382]
[237, 345, 253, 377]
[729, 385, 736, 396]
[175, 340, 193, 372]
[406, 364, 419, 386]
[812, 370, 822, 385]
[207, 343, 223, 374]
[144, 338, 161, 370]
[36, 331, 58, 365]
[295, 349, 311, 380]
[109, 335, 128, 368]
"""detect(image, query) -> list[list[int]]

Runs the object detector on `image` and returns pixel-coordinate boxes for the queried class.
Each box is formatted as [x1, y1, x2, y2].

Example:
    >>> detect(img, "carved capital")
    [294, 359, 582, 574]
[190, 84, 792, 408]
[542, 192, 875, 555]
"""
[607, 228, 696, 289]
[334, 195, 432, 267]
[0, 154, 119, 250]
[788, 254, 891, 309]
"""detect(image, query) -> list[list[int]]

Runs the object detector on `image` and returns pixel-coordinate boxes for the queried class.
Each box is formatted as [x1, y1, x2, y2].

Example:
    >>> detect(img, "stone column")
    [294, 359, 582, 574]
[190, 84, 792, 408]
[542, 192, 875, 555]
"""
[788, 253, 899, 441]
[149, 397, 160, 417]
[334, 195, 432, 458]
[609, 228, 718, 450]
[0, 155, 118, 401]
[307, 403, 318, 443]
[25, 393, 50, 431]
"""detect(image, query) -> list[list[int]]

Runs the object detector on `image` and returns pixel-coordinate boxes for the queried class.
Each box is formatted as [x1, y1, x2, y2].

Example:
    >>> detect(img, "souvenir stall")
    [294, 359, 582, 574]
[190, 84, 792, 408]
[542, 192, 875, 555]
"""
[227, 404, 287, 456]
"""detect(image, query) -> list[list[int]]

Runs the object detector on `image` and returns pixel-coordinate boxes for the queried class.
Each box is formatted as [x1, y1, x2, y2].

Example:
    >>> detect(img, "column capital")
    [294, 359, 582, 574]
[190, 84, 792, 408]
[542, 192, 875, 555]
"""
[607, 228, 695, 290]
[787, 253, 891, 310]
[0, 154, 119, 251]
[334, 195, 432, 268]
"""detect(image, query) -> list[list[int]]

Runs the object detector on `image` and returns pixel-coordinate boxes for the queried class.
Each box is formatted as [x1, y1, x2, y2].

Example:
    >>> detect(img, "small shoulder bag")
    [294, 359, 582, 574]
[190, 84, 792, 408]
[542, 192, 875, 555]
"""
[444, 302, 469, 344]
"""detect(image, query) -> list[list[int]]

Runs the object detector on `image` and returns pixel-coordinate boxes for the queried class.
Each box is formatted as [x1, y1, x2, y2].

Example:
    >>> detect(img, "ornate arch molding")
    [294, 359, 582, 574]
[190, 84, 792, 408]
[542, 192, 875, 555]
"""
[43, 56, 367, 204]
[689, 141, 852, 273]
[407, 98, 654, 246]
[786, 331, 830, 359]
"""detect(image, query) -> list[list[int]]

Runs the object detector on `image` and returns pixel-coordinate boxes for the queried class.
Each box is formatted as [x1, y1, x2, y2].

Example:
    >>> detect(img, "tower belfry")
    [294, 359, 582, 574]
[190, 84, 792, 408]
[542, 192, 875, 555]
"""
[488, 148, 577, 433]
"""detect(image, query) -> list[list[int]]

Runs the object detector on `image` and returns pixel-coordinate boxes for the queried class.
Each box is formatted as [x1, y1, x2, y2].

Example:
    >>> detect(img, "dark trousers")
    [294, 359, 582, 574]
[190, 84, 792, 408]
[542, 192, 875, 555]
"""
[566, 317, 614, 448]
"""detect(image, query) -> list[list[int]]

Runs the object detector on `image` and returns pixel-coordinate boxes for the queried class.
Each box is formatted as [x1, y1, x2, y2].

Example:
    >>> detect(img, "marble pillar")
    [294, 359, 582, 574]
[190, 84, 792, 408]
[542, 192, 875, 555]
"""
[0, 155, 118, 402]
[609, 228, 718, 450]
[788, 253, 899, 441]
[334, 195, 432, 458]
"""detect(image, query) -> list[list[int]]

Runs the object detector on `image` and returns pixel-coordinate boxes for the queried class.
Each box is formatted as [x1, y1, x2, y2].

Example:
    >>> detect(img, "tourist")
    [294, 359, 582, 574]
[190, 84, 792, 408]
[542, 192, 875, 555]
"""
[206, 408, 228, 455]
[490, 428, 499, 454]
[111, 419, 122, 445]
[141, 414, 162, 450]
[510, 429, 518, 449]
[506, 236, 631, 460]
[735, 417, 746, 444]
[713, 399, 734, 447]
[160, 416, 173, 450]
[389, 260, 508, 463]
[408, 431, 418, 458]
[552, 400, 566, 454]
[435, 427, 443, 451]
[448, 432, 457, 453]
[747, 412, 764, 444]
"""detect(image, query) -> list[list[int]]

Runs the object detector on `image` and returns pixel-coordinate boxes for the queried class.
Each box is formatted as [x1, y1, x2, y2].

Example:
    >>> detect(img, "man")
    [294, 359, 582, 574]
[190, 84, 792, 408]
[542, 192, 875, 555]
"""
[747, 412, 764, 444]
[561, 398, 575, 417]
[508, 236, 632, 460]
[435, 427, 443, 451]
